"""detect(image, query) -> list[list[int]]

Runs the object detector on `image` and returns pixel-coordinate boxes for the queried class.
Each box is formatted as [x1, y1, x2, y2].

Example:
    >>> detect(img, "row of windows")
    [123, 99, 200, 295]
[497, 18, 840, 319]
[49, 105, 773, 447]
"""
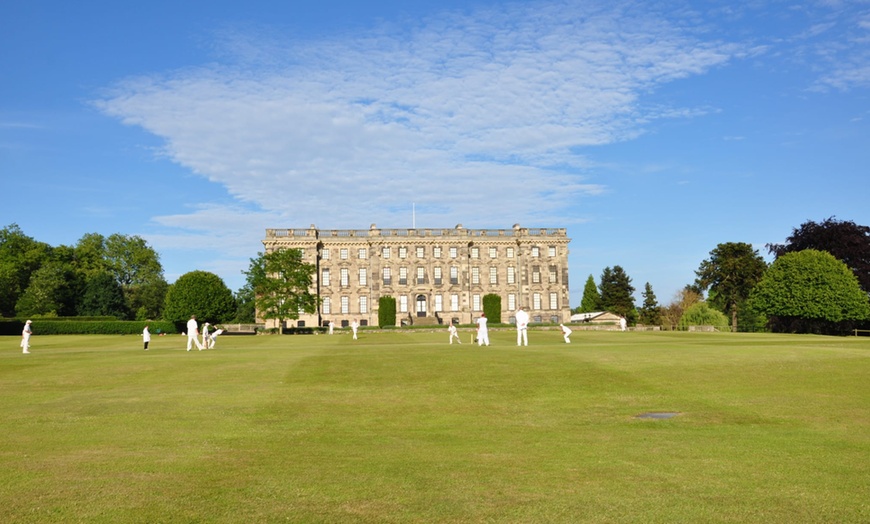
[319, 245, 560, 261]
[321, 266, 560, 287]
[320, 292, 561, 315]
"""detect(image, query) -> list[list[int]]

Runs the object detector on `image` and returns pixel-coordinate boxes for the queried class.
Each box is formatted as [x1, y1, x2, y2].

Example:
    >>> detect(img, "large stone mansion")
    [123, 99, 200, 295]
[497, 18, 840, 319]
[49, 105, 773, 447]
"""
[261, 224, 571, 328]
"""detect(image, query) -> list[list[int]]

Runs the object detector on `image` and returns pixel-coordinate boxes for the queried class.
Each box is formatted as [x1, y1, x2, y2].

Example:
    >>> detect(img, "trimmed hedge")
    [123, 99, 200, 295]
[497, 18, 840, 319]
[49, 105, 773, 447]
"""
[0, 319, 177, 336]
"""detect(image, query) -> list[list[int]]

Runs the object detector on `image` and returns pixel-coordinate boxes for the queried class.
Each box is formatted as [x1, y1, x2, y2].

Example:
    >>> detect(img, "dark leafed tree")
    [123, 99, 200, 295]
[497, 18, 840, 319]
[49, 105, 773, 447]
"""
[0, 224, 53, 317]
[751, 249, 870, 335]
[78, 271, 129, 318]
[767, 217, 870, 294]
[695, 242, 767, 332]
[245, 249, 317, 333]
[163, 271, 236, 325]
[575, 274, 600, 313]
[598, 266, 637, 324]
[638, 282, 661, 326]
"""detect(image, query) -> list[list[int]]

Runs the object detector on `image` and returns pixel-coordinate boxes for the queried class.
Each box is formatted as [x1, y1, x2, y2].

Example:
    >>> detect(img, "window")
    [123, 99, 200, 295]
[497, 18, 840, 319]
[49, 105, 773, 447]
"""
[322, 296, 331, 314]
[533, 293, 541, 310]
[322, 269, 330, 287]
[321, 249, 330, 260]
[383, 267, 391, 285]
[548, 246, 556, 257]
[341, 296, 349, 314]
[549, 267, 557, 283]
[399, 246, 408, 259]
[434, 294, 443, 312]
[450, 294, 459, 311]
[450, 266, 459, 285]
[433, 246, 442, 258]
[340, 268, 349, 287]
[489, 246, 497, 258]
[382, 247, 391, 258]
[399, 267, 408, 285]
[359, 248, 367, 259]
[471, 247, 479, 259]
[471, 267, 480, 285]
[489, 267, 497, 285]
[416, 246, 424, 258]
[434, 266, 442, 285]
[508, 293, 516, 310]
[359, 268, 367, 286]
[399, 295, 408, 313]
[449, 246, 458, 259]
[531, 246, 540, 257]
[340, 248, 349, 260]
[507, 247, 515, 258]
[550, 292, 558, 310]
[417, 267, 425, 284]
[472, 294, 481, 311]
[507, 266, 516, 285]
[532, 266, 541, 284]
[360, 296, 368, 314]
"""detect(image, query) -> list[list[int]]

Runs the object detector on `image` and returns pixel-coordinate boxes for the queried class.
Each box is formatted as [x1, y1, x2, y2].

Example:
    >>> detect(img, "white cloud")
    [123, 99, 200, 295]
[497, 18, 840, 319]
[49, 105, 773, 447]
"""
[96, 1, 739, 232]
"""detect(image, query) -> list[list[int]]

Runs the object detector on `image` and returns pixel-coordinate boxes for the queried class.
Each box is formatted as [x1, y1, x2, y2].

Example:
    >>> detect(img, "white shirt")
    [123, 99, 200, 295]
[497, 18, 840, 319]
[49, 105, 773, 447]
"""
[187, 318, 198, 336]
[143, 327, 151, 342]
[516, 309, 529, 329]
[476, 317, 488, 332]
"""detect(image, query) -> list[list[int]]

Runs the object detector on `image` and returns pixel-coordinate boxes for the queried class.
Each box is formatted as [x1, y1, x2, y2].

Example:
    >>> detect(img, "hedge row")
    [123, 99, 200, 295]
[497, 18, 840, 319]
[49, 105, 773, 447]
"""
[0, 320, 177, 336]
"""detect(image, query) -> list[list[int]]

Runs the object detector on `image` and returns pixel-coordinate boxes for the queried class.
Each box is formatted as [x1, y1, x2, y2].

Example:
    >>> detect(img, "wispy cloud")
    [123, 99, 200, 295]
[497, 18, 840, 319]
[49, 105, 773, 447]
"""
[96, 1, 741, 234]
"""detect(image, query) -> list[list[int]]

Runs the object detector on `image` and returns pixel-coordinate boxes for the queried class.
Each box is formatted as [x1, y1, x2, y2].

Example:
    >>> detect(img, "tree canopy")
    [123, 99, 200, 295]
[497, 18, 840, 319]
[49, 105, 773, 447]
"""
[576, 275, 600, 313]
[695, 242, 767, 332]
[767, 217, 870, 293]
[750, 249, 870, 335]
[638, 282, 661, 326]
[245, 249, 317, 331]
[163, 270, 236, 325]
[598, 266, 637, 324]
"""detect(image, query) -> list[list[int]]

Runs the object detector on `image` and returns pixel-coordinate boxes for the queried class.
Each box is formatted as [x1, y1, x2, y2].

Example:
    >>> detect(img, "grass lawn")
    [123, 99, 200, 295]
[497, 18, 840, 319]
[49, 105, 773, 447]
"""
[1, 329, 868, 523]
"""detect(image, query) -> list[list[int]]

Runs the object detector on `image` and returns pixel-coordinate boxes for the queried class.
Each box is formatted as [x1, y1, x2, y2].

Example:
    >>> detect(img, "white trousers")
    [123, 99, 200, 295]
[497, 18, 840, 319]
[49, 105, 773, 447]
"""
[517, 328, 528, 346]
[187, 334, 203, 351]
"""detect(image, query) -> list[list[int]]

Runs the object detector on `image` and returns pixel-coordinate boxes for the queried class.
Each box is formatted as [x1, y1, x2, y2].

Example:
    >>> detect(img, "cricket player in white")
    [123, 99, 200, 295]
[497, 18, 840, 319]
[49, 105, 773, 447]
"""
[21, 320, 32, 354]
[560, 323, 572, 343]
[448, 323, 462, 344]
[476, 314, 490, 346]
[515, 307, 530, 346]
[187, 315, 203, 351]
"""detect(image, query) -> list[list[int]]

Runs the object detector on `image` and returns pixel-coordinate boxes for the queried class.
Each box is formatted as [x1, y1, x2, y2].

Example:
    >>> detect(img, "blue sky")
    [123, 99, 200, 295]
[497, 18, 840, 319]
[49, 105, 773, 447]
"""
[2, 0, 869, 306]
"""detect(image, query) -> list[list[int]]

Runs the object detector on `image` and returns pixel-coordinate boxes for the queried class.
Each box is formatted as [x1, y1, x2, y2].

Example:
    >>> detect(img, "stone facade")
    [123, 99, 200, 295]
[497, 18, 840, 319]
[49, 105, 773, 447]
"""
[261, 224, 571, 328]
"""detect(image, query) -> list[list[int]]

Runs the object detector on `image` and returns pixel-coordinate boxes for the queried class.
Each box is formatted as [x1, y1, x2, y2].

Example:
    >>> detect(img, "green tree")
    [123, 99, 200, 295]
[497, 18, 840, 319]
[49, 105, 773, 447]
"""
[0, 224, 52, 317]
[750, 249, 870, 335]
[598, 266, 637, 324]
[660, 286, 703, 331]
[245, 249, 317, 333]
[14, 261, 78, 317]
[163, 271, 236, 325]
[638, 282, 661, 326]
[231, 282, 257, 323]
[695, 242, 767, 332]
[378, 296, 397, 328]
[575, 274, 600, 313]
[78, 271, 129, 318]
[483, 293, 501, 324]
[767, 217, 870, 293]
[678, 302, 729, 331]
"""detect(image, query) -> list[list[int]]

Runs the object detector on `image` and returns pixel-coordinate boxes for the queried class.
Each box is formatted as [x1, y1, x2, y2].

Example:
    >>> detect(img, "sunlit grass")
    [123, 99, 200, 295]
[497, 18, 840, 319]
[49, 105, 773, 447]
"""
[1, 330, 868, 522]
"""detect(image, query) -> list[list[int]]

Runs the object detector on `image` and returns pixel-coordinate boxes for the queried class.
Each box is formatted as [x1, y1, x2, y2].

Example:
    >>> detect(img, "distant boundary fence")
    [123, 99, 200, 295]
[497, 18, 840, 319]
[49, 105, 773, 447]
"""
[853, 329, 870, 337]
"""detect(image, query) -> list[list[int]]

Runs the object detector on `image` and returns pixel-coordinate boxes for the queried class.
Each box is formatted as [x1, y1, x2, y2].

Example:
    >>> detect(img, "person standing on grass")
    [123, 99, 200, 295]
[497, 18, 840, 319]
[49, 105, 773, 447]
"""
[476, 314, 490, 346]
[351, 320, 359, 340]
[202, 322, 211, 350]
[143, 324, 151, 350]
[328, 320, 334, 335]
[186, 315, 203, 351]
[448, 322, 462, 344]
[560, 323, 572, 344]
[21, 320, 32, 354]
[515, 307, 530, 346]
